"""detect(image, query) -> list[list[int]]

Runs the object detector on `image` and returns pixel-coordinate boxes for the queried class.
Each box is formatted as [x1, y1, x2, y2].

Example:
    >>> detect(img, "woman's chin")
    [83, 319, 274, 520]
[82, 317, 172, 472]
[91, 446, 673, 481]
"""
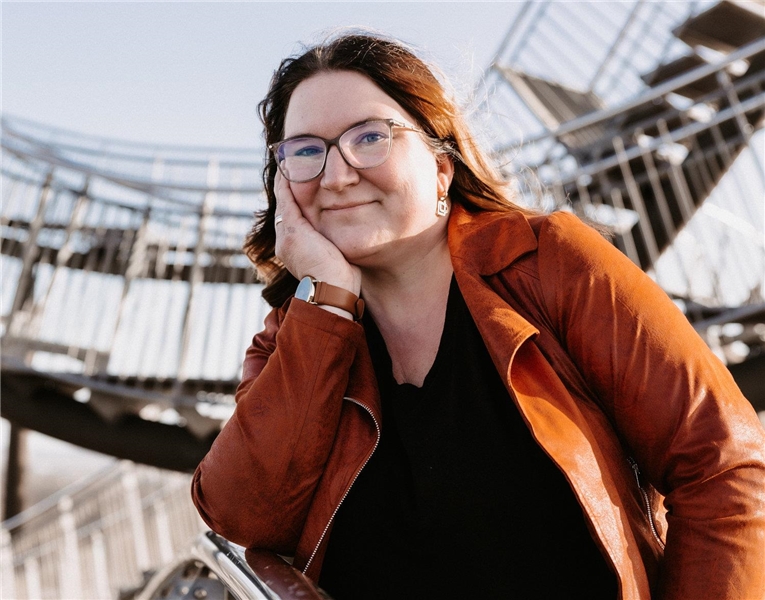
[333, 237, 391, 268]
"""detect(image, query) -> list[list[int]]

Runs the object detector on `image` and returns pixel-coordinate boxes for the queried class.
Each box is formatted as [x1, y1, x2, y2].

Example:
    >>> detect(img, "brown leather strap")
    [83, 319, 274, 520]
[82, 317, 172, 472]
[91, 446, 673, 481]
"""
[313, 281, 365, 320]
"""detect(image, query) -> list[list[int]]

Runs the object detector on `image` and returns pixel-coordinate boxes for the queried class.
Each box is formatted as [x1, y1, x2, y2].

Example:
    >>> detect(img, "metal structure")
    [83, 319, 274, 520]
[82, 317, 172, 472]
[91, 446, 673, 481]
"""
[1, 462, 328, 599]
[480, 0, 765, 405]
[2, 461, 206, 599]
[1, 117, 269, 470]
[134, 531, 329, 600]
[2, 1, 765, 598]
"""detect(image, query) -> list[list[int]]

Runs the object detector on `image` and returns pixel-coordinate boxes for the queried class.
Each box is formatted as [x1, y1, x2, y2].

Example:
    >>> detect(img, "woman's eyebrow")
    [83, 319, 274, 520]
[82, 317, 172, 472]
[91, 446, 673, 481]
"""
[283, 117, 391, 140]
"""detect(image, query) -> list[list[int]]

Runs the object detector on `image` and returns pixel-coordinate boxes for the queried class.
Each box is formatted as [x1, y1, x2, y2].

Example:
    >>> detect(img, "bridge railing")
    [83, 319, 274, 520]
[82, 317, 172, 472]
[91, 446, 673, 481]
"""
[2, 120, 270, 394]
[1, 460, 206, 600]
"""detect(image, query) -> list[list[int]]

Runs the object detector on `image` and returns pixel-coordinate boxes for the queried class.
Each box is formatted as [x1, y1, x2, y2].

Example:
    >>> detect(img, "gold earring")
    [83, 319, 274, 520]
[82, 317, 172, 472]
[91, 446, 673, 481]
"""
[436, 193, 449, 217]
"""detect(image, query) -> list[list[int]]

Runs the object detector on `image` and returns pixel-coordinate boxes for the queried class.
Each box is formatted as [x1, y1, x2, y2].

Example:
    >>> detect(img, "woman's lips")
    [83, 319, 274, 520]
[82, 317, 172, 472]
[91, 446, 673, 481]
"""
[323, 201, 373, 212]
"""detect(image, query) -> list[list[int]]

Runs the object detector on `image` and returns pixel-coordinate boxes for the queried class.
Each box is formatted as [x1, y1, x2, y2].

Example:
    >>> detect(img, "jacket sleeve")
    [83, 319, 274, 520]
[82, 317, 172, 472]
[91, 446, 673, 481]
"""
[536, 211, 765, 599]
[191, 298, 365, 553]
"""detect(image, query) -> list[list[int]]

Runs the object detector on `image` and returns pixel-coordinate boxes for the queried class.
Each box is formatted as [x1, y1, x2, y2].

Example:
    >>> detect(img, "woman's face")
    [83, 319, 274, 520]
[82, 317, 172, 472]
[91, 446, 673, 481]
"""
[282, 70, 453, 269]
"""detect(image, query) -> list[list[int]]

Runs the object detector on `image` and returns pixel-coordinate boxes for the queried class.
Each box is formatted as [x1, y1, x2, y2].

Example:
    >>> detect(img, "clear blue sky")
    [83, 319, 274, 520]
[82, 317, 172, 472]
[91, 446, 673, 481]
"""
[2, 2, 522, 148]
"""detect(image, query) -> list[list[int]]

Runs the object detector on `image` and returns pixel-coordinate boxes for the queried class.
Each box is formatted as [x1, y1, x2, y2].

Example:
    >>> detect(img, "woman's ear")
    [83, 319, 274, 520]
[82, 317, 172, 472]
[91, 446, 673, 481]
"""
[436, 155, 455, 196]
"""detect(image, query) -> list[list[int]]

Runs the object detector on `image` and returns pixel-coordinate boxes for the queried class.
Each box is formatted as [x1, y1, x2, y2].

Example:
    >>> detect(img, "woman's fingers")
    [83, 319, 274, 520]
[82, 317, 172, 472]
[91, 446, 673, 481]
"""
[273, 172, 361, 294]
[274, 171, 302, 229]
[273, 172, 311, 265]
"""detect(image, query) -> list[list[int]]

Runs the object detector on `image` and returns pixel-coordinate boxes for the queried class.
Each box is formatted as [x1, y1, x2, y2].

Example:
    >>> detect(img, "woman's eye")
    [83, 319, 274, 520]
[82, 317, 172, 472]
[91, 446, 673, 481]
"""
[355, 131, 387, 145]
[292, 144, 324, 158]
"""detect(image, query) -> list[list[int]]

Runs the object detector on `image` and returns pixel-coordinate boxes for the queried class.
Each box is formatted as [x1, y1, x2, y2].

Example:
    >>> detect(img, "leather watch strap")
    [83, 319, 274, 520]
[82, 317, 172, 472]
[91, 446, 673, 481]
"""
[313, 281, 365, 320]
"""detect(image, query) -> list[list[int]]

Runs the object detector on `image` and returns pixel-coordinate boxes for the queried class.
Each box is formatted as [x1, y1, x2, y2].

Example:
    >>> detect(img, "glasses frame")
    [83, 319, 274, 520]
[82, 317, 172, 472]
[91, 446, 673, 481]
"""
[268, 118, 422, 183]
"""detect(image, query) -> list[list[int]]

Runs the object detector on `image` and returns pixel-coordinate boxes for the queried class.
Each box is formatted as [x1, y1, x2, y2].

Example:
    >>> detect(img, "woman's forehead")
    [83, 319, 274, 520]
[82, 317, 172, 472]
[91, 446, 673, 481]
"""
[283, 71, 413, 138]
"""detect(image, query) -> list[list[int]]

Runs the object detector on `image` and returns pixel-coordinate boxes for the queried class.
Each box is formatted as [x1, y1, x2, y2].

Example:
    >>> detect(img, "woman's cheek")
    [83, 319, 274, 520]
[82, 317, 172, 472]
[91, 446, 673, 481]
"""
[290, 184, 318, 219]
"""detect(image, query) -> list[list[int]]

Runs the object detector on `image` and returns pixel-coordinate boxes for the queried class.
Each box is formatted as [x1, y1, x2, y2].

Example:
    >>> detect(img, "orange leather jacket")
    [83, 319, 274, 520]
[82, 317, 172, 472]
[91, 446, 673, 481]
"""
[192, 206, 765, 599]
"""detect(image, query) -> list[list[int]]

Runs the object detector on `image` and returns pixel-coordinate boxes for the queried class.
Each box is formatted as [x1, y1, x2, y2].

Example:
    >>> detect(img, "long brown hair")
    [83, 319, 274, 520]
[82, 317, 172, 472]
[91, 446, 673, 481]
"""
[246, 32, 535, 307]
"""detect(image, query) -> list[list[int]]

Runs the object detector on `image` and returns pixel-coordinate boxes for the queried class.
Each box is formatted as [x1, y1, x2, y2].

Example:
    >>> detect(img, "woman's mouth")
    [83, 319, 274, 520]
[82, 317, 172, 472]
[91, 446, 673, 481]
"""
[323, 201, 373, 212]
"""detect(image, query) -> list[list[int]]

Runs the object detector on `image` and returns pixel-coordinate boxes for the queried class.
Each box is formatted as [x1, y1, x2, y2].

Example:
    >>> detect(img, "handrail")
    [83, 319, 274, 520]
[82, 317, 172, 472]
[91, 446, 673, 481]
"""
[1, 129, 260, 168]
[192, 532, 281, 600]
[538, 90, 765, 188]
[494, 36, 765, 152]
[692, 302, 765, 333]
[0, 168, 258, 220]
[2, 114, 260, 156]
[135, 531, 330, 600]
[2, 133, 265, 195]
[1, 461, 120, 531]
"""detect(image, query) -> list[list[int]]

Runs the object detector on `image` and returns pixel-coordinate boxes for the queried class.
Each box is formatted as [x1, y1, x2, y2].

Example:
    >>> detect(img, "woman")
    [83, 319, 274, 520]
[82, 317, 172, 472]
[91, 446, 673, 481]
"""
[192, 33, 765, 599]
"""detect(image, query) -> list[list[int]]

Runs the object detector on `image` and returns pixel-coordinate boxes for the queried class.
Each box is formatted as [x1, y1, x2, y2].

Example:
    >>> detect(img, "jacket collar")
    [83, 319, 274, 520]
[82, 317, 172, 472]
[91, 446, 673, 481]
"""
[447, 203, 539, 276]
[447, 204, 541, 375]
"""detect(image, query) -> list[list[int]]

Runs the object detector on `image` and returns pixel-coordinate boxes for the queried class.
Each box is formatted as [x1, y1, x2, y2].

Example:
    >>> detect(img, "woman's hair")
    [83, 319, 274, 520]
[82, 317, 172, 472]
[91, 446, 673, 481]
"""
[246, 31, 535, 307]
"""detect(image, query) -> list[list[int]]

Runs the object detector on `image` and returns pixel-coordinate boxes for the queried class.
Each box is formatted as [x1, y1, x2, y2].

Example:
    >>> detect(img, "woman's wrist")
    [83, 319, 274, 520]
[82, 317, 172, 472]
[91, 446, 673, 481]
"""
[316, 304, 354, 320]
[311, 272, 361, 297]
[294, 276, 364, 320]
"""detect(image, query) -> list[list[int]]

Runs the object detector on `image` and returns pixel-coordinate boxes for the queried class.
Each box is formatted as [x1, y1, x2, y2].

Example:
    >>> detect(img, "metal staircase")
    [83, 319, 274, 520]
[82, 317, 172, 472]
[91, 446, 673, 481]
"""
[481, 0, 765, 406]
[2, 2, 764, 597]
[2, 117, 270, 471]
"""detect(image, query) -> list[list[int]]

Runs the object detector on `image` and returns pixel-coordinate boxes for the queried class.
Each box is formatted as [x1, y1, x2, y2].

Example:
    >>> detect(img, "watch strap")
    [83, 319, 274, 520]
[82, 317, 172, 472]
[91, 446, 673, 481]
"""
[313, 281, 365, 320]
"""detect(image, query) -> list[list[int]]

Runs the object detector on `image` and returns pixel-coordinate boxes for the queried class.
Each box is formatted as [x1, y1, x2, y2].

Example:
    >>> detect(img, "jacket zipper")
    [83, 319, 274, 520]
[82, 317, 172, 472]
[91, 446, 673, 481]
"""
[627, 456, 665, 550]
[303, 396, 381, 575]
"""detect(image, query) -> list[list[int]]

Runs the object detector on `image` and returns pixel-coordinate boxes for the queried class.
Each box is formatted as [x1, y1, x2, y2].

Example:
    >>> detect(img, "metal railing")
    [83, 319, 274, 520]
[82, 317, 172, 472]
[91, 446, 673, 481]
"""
[1, 461, 207, 599]
[135, 532, 330, 600]
[480, 2, 765, 326]
[2, 120, 272, 435]
[1, 462, 333, 600]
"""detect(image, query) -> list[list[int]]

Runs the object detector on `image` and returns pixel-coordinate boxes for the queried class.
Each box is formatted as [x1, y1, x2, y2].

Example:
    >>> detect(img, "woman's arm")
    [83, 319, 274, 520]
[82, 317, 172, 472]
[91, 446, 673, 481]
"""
[537, 212, 765, 599]
[191, 299, 365, 553]
[192, 168, 367, 552]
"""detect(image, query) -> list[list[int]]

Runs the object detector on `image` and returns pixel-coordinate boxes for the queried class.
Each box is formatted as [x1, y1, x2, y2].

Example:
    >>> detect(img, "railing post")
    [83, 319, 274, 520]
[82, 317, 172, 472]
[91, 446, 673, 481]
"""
[107, 207, 151, 377]
[717, 69, 765, 187]
[25, 180, 90, 343]
[8, 170, 54, 339]
[153, 496, 175, 566]
[0, 529, 17, 600]
[121, 462, 151, 574]
[57, 495, 83, 599]
[174, 158, 218, 385]
[23, 556, 41, 600]
[89, 530, 112, 599]
[612, 135, 661, 265]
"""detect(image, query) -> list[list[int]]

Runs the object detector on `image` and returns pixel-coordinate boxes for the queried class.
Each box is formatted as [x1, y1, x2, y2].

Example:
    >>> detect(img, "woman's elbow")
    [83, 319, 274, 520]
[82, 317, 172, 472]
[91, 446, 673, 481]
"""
[190, 464, 299, 553]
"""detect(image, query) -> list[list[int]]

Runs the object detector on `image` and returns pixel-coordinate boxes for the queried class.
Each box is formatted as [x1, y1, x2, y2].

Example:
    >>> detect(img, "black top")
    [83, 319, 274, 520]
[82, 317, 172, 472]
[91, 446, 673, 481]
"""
[319, 278, 617, 599]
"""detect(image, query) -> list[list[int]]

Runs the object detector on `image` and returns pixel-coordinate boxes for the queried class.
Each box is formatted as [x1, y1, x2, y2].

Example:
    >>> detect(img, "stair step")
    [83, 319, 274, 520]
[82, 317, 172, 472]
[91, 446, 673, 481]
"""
[674, 0, 765, 54]
[642, 54, 723, 100]
[495, 66, 607, 151]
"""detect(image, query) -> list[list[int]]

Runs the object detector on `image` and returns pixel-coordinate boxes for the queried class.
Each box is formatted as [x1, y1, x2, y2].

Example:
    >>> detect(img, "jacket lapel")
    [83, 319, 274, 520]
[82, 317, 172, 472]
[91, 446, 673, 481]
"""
[449, 205, 653, 597]
[448, 204, 541, 377]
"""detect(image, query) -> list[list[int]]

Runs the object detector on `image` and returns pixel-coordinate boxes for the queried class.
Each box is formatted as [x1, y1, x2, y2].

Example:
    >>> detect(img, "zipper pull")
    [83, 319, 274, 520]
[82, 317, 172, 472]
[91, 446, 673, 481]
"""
[627, 456, 642, 485]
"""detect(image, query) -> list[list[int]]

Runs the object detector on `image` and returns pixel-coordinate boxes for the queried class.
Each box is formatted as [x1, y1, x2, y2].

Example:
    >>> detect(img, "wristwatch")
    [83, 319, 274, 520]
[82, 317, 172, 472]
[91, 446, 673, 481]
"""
[295, 276, 365, 320]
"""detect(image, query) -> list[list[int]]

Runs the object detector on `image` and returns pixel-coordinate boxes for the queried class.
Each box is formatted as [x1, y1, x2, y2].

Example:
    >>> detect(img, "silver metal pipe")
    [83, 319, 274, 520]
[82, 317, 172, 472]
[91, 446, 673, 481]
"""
[496, 36, 765, 153]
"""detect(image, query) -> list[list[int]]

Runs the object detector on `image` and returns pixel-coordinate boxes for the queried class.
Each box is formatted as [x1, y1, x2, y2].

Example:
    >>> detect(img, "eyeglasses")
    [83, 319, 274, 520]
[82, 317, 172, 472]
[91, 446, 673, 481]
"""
[268, 118, 422, 183]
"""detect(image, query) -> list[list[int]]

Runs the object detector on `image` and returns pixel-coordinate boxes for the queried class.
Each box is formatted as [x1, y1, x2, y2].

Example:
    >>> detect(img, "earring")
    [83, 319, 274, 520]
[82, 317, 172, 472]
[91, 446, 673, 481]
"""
[436, 193, 449, 217]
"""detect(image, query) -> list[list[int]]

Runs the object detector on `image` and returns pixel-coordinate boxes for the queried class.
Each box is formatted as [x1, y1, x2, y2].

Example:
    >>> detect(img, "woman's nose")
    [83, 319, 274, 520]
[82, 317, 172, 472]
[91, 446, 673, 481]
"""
[321, 146, 359, 191]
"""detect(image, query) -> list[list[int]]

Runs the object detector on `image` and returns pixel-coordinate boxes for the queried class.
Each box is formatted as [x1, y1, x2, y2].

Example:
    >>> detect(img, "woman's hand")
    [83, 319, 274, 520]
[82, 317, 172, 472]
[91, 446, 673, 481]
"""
[274, 172, 361, 297]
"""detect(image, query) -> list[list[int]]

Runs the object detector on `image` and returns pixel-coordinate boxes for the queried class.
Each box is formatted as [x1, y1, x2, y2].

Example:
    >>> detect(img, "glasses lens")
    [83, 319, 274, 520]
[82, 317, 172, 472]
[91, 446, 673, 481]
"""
[276, 137, 326, 182]
[339, 121, 392, 169]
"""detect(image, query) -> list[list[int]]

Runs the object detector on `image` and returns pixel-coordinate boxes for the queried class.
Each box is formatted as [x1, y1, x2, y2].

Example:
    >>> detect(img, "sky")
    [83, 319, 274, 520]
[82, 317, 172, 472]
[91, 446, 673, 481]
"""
[2, 2, 523, 148]
[1, 1, 528, 509]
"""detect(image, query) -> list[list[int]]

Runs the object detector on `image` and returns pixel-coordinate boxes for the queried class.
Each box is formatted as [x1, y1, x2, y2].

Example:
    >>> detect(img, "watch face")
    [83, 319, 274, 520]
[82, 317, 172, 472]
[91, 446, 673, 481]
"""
[295, 276, 315, 302]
